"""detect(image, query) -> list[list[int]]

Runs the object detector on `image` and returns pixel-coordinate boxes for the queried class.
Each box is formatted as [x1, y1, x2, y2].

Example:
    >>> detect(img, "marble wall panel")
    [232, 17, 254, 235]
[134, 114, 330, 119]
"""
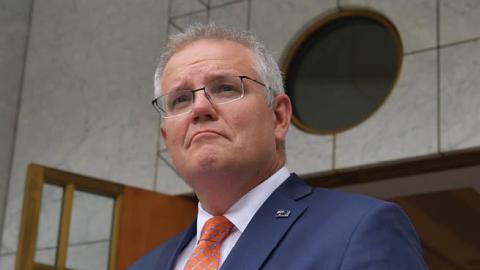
[209, 1, 249, 31]
[68, 191, 113, 245]
[35, 184, 62, 252]
[286, 125, 333, 174]
[440, 0, 480, 45]
[156, 152, 191, 195]
[171, 11, 208, 32]
[34, 247, 56, 266]
[1, 0, 169, 255]
[340, 0, 437, 53]
[0, 0, 31, 247]
[168, 24, 183, 36]
[66, 241, 110, 270]
[336, 50, 438, 169]
[1, 193, 22, 255]
[250, 0, 337, 62]
[171, 0, 207, 17]
[210, 0, 245, 8]
[0, 254, 15, 270]
[209, 0, 242, 8]
[440, 40, 480, 151]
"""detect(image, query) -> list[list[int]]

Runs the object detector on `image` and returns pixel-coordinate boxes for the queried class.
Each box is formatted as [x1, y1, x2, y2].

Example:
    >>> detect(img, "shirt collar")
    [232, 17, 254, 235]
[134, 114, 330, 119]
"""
[196, 166, 290, 240]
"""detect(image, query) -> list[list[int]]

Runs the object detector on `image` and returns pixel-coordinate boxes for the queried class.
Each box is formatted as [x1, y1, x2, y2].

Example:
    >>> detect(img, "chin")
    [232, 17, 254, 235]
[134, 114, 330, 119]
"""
[197, 154, 223, 171]
[188, 154, 232, 179]
[175, 146, 236, 178]
[191, 145, 224, 164]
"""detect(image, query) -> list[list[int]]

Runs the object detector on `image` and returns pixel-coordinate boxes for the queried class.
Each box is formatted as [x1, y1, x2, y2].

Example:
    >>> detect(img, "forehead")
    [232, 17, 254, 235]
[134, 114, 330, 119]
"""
[161, 39, 256, 92]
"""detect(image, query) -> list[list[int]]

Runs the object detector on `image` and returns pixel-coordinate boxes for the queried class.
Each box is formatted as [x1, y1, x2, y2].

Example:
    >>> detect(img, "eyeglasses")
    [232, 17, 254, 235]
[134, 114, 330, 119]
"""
[152, 75, 266, 118]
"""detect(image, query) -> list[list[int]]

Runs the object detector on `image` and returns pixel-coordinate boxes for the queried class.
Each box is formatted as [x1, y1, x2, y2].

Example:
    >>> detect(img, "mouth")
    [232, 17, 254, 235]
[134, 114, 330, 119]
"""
[188, 130, 225, 146]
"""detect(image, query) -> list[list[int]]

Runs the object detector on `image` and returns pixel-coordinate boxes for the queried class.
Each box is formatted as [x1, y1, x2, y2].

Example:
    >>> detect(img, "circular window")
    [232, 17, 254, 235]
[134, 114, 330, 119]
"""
[283, 11, 402, 134]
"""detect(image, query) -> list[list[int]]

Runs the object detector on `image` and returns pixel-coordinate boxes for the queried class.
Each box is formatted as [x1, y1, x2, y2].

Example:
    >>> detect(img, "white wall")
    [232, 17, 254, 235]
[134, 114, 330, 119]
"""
[0, 0, 171, 268]
[0, 0, 31, 265]
[1, 0, 480, 268]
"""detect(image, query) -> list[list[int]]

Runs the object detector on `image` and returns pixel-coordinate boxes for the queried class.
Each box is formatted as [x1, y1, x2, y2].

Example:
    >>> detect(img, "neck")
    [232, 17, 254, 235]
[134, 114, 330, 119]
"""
[192, 158, 285, 215]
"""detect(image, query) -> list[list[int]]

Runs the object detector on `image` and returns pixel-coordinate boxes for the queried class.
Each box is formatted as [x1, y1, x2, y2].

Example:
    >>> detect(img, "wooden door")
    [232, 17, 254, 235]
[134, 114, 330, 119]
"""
[116, 186, 197, 269]
[15, 164, 196, 270]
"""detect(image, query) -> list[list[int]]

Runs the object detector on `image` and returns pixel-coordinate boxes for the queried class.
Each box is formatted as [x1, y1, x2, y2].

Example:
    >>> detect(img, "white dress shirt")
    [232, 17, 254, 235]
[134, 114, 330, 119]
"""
[174, 166, 290, 269]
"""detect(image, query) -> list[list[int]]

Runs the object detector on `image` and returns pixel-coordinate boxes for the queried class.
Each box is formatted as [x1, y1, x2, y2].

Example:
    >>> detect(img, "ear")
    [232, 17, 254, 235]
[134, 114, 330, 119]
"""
[272, 94, 292, 142]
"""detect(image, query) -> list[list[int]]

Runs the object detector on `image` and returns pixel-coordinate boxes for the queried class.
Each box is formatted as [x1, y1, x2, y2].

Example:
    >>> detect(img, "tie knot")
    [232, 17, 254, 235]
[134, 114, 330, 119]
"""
[184, 216, 234, 269]
[199, 216, 234, 243]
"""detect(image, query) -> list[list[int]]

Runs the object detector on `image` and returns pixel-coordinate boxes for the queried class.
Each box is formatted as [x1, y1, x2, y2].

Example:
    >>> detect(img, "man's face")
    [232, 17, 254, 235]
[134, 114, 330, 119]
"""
[160, 39, 290, 188]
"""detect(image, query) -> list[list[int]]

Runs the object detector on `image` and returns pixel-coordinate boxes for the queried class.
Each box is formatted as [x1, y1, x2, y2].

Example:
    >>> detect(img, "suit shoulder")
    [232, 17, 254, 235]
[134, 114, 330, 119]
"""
[305, 187, 414, 229]
[309, 186, 386, 210]
[288, 173, 385, 211]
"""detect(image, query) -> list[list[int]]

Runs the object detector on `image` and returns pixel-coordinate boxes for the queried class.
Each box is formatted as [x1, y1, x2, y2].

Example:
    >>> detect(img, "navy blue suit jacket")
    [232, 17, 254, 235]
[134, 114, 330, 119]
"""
[129, 174, 427, 269]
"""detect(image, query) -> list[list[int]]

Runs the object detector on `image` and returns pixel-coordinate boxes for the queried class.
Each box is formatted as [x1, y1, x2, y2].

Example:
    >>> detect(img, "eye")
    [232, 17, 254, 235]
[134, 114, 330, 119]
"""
[167, 92, 192, 111]
[218, 84, 236, 92]
[173, 94, 190, 104]
[210, 80, 242, 98]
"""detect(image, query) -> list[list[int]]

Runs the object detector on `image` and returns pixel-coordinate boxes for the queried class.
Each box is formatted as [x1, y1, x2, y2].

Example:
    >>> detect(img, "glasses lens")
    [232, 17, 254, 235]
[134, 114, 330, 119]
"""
[207, 77, 244, 104]
[162, 90, 194, 116]
[156, 76, 246, 118]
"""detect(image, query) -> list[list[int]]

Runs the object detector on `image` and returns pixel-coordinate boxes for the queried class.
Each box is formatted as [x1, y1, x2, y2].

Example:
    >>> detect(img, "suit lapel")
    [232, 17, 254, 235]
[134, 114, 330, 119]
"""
[158, 218, 197, 270]
[220, 174, 312, 269]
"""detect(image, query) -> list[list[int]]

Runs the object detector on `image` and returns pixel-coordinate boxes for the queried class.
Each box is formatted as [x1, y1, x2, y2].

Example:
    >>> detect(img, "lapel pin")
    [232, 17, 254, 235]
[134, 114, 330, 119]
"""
[275, 209, 291, 218]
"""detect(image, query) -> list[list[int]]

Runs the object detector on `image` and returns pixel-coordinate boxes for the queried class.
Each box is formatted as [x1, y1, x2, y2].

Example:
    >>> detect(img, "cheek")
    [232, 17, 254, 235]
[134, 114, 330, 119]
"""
[234, 108, 275, 144]
[163, 121, 187, 149]
[228, 112, 254, 138]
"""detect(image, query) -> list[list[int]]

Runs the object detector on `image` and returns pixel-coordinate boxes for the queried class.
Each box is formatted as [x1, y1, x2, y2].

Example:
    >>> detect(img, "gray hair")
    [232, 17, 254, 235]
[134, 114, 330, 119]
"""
[153, 24, 284, 105]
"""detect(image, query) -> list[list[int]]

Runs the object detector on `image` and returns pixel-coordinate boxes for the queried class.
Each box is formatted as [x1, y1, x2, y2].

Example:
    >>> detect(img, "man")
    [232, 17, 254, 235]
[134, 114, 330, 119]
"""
[130, 24, 427, 269]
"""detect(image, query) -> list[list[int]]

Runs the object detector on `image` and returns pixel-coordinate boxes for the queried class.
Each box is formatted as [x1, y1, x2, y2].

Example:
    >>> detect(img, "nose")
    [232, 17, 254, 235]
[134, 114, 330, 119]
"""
[191, 90, 218, 122]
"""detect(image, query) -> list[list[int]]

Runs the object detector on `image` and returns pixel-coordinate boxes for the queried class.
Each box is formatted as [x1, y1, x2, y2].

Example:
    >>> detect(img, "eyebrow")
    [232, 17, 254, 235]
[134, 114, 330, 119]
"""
[169, 83, 191, 92]
[168, 73, 239, 93]
[204, 72, 238, 81]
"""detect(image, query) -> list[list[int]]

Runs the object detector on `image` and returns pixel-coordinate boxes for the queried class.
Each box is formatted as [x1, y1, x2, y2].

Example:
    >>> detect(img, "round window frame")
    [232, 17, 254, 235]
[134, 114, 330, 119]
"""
[281, 10, 404, 135]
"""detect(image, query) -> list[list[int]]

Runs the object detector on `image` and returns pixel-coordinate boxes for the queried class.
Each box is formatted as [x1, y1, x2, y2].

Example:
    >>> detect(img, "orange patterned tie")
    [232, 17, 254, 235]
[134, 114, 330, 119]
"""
[184, 216, 234, 270]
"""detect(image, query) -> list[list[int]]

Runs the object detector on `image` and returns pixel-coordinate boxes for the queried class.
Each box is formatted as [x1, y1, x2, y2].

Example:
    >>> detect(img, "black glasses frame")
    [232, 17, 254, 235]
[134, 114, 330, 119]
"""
[151, 75, 266, 117]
